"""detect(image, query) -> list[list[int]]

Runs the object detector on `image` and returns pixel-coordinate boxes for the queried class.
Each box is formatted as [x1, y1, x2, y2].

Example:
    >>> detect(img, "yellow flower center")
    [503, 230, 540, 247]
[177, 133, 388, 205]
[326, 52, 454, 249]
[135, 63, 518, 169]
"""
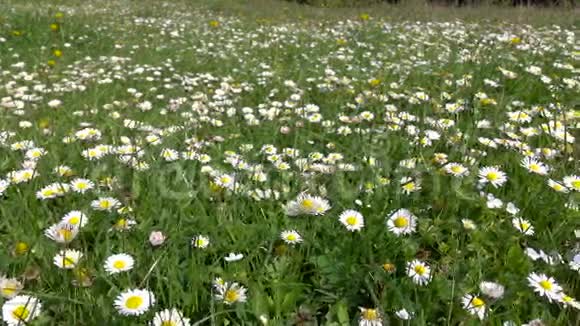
[471, 297, 485, 308]
[15, 242, 29, 255]
[113, 260, 126, 269]
[414, 265, 426, 275]
[394, 217, 408, 228]
[301, 199, 314, 209]
[529, 164, 540, 172]
[42, 189, 55, 196]
[486, 172, 498, 181]
[346, 216, 357, 226]
[62, 257, 76, 267]
[161, 321, 176, 326]
[520, 222, 530, 231]
[196, 239, 206, 247]
[76, 182, 87, 189]
[403, 182, 416, 191]
[539, 280, 552, 290]
[362, 309, 378, 320]
[99, 201, 111, 209]
[2, 287, 17, 297]
[571, 180, 580, 189]
[286, 234, 296, 241]
[58, 228, 74, 241]
[451, 166, 462, 173]
[115, 219, 127, 228]
[12, 305, 30, 320]
[125, 296, 143, 309]
[69, 217, 80, 225]
[225, 289, 239, 303]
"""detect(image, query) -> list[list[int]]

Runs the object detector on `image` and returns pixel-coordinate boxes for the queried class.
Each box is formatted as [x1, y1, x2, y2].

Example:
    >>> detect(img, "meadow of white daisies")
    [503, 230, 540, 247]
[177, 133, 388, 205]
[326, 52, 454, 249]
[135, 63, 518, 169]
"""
[0, 0, 579, 325]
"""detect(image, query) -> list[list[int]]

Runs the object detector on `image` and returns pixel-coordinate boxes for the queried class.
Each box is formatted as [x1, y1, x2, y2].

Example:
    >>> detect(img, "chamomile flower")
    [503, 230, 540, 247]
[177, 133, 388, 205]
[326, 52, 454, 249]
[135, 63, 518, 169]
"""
[339, 209, 364, 232]
[527, 272, 563, 302]
[358, 307, 382, 326]
[36, 183, 69, 199]
[280, 230, 302, 244]
[61, 210, 89, 228]
[386, 209, 417, 236]
[406, 260, 431, 285]
[214, 173, 235, 190]
[560, 294, 580, 310]
[150, 308, 191, 326]
[192, 235, 210, 249]
[395, 308, 413, 320]
[547, 179, 569, 193]
[224, 253, 244, 262]
[0, 277, 23, 299]
[70, 178, 95, 193]
[214, 282, 247, 305]
[521, 157, 549, 175]
[400, 177, 421, 194]
[45, 222, 79, 243]
[91, 197, 121, 211]
[2, 295, 42, 326]
[563, 175, 580, 192]
[285, 193, 331, 216]
[512, 217, 535, 235]
[461, 294, 486, 320]
[478, 166, 507, 188]
[444, 162, 470, 177]
[104, 253, 135, 274]
[53, 249, 83, 269]
[114, 289, 156, 316]
[462, 218, 477, 230]
[479, 281, 505, 299]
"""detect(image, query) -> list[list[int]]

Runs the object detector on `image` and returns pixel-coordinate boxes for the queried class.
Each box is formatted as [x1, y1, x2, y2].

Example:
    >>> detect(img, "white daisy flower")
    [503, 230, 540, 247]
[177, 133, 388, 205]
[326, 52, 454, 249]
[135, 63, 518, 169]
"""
[45, 222, 79, 243]
[386, 209, 417, 236]
[478, 166, 508, 188]
[1, 295, 42, 326]
[394, 308, 413, 320]
[114, 289, 156, 316]
[339, 209, 364, 232]
[0, 277, 23, 299]
[150, 308, 190, 326]
[285, 193, 331, 216]
[461, 294, 486, 320]
[563, 175, 580, 192]
[104, 253, 135, 274]
[406, 260, 431, 285]
[527, 272, 563, 302]
[547, 179, 569, 193]
[444, 163, 469, 177]
[224, 253, 244, 262]
[61, 210, 89, 228]
[70, 178, 95, 193]
[358, 307, 382, 326]
[53, 249, 83, 269]
[512, 217, 535, 235]
[520, 157, 549, 175]
[91, 197, 121, 211]
[479, 281, 505, 299]
[214, 282, 247, 305]
[214, 173, 236, 190]
[192, 235, 210, 249]
[280, 230, 302, 244]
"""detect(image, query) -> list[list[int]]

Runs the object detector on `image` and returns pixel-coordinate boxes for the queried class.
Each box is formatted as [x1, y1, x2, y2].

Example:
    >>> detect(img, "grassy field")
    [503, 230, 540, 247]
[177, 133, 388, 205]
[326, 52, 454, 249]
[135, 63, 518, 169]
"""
[0, 0, 579, 325]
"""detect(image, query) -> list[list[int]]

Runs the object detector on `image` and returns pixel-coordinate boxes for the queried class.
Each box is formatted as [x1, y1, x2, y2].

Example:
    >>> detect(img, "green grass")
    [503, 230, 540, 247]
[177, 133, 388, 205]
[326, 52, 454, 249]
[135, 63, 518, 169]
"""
[0, 0, 579, 325]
